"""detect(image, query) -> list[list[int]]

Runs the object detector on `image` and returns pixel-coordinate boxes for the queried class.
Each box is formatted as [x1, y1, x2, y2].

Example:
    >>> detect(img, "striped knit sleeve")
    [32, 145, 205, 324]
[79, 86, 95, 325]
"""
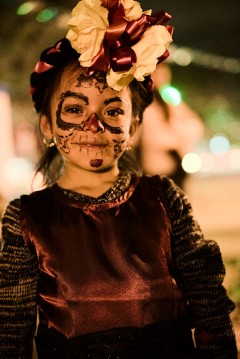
[0, 198, 38, 359]
[160, 176, 237, 359]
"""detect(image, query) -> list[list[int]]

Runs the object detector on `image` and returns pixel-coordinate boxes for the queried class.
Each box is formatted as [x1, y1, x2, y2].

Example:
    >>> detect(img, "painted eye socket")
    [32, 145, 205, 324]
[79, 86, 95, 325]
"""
[61, 104, 85, 123]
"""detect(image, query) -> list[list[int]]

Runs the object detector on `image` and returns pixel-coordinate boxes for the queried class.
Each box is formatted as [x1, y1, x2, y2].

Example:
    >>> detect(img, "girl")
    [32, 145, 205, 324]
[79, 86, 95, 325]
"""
[0, 1, 237, 358]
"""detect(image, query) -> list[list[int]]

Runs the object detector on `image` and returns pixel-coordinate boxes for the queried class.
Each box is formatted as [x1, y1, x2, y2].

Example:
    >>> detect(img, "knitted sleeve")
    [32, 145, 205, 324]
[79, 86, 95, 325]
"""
[160, 176, 237, 359]
[0, 198, 38, 359]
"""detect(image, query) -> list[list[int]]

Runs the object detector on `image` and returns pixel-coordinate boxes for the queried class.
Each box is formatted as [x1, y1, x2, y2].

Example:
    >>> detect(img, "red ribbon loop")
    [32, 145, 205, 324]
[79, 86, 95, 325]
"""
[111, 45, 137, 72]
[34, 61, 54, 73]
[47, 42, 62, 55]
[125, 16, 146, 43]
[105, 20, 128, 46]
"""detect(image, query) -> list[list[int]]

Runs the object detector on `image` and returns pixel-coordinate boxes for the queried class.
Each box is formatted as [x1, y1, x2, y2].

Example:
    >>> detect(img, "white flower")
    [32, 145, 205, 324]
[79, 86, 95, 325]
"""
[66, 0, 109, 67]
[121, 0, 143, 21]
[107, 25, 173, 91]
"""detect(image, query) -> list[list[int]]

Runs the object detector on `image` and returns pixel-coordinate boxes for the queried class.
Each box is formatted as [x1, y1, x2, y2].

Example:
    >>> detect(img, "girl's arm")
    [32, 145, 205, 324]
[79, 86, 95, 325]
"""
[161, 176, 237, 359]
[0, 199, 38, 359]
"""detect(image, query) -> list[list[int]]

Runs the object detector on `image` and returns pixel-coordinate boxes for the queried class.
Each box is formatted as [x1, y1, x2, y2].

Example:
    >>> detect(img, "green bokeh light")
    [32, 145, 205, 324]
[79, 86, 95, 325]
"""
[159, 85, 182, 106]
[36, 8, 58, 23]
[17, 2, 35, 15]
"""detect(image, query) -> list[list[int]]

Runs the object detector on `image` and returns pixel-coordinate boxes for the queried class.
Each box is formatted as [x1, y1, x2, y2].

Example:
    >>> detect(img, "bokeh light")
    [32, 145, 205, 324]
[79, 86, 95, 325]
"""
[17, 2, 35, 15]
[36, 7, 58, 22]
[198, 152, 215, 173]
[209, 134, 230, 155]
[182, 153, 202, 174]
[17, 1, 44, 15]
[229, 148, 240, 171]
[159, 85, 182, 106]
[2, 157, 33, 186]
[172, 48, 192, 66]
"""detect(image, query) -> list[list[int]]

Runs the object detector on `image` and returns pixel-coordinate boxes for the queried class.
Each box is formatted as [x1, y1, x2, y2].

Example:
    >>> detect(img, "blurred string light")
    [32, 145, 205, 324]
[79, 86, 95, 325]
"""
[169, 45, 240, 74]
[159, 85, 182, 106]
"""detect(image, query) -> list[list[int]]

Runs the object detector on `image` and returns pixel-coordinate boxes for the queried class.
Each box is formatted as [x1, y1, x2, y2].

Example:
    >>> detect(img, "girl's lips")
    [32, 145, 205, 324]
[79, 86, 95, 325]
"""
[77, 143, 108, 150]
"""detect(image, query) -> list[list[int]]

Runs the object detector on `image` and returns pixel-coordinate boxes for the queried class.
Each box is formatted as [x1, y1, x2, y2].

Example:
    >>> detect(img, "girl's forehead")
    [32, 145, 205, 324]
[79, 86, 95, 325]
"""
[57, 68, 132, 102]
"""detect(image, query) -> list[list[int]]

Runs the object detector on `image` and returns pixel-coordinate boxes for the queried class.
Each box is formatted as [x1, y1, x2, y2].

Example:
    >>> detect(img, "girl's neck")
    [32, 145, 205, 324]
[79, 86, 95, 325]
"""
[57, 165, 120, 198]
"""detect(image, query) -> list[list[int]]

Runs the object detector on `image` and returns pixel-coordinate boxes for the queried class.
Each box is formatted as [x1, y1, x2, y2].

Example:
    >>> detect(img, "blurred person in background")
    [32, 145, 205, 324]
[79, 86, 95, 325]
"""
[133, 64, 205, 189]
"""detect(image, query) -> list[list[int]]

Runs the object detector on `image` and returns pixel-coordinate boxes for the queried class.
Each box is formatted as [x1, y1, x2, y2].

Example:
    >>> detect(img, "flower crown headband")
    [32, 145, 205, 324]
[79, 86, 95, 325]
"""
[66, 0, 173, 90]
[30, 0, 173, 111]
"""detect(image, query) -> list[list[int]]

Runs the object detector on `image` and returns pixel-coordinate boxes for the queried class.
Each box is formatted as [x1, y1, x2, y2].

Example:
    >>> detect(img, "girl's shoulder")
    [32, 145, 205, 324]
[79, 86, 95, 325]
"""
[140, 174, 182, 201]
[141, 174, 179, 189]
[2, 186, 52, 231]
[140, 174, 190, 218]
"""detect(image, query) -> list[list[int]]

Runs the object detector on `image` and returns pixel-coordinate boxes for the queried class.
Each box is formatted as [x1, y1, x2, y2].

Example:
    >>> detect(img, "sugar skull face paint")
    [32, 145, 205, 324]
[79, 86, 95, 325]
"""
[76, 72, 108, 94]
[49, 66, 135, 172]
[90, 159, 103, 168]
[56, 91, 125, 135]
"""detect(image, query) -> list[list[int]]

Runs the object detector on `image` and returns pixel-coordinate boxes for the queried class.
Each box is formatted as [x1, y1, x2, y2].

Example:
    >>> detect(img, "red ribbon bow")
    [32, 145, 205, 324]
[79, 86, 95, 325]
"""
[88, 0, 173, 73]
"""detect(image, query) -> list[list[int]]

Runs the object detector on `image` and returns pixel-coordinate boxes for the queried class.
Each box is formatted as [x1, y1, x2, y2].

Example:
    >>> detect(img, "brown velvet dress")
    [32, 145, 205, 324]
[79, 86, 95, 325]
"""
[20, 174, 193, 358]
[1, 174, 236, 358]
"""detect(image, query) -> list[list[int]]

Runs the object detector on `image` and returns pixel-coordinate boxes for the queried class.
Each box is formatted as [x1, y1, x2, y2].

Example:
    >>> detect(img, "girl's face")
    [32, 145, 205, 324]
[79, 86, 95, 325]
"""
[41, 67, 137, 173]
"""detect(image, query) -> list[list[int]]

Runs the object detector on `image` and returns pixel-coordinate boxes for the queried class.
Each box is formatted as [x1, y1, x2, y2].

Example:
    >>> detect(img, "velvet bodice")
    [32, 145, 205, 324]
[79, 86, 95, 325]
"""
[20, 175, 187, 338]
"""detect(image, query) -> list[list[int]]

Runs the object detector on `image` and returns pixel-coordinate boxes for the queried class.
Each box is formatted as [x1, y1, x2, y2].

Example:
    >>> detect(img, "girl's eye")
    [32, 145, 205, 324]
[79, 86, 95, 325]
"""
[105, 108, 124, 117]
[63, 106, 83, 115]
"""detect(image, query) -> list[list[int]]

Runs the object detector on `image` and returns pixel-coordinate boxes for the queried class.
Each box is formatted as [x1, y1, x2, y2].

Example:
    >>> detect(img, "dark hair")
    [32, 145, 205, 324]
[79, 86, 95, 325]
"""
[31, 39, 153, 185]
[30, 39, 79, 114]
